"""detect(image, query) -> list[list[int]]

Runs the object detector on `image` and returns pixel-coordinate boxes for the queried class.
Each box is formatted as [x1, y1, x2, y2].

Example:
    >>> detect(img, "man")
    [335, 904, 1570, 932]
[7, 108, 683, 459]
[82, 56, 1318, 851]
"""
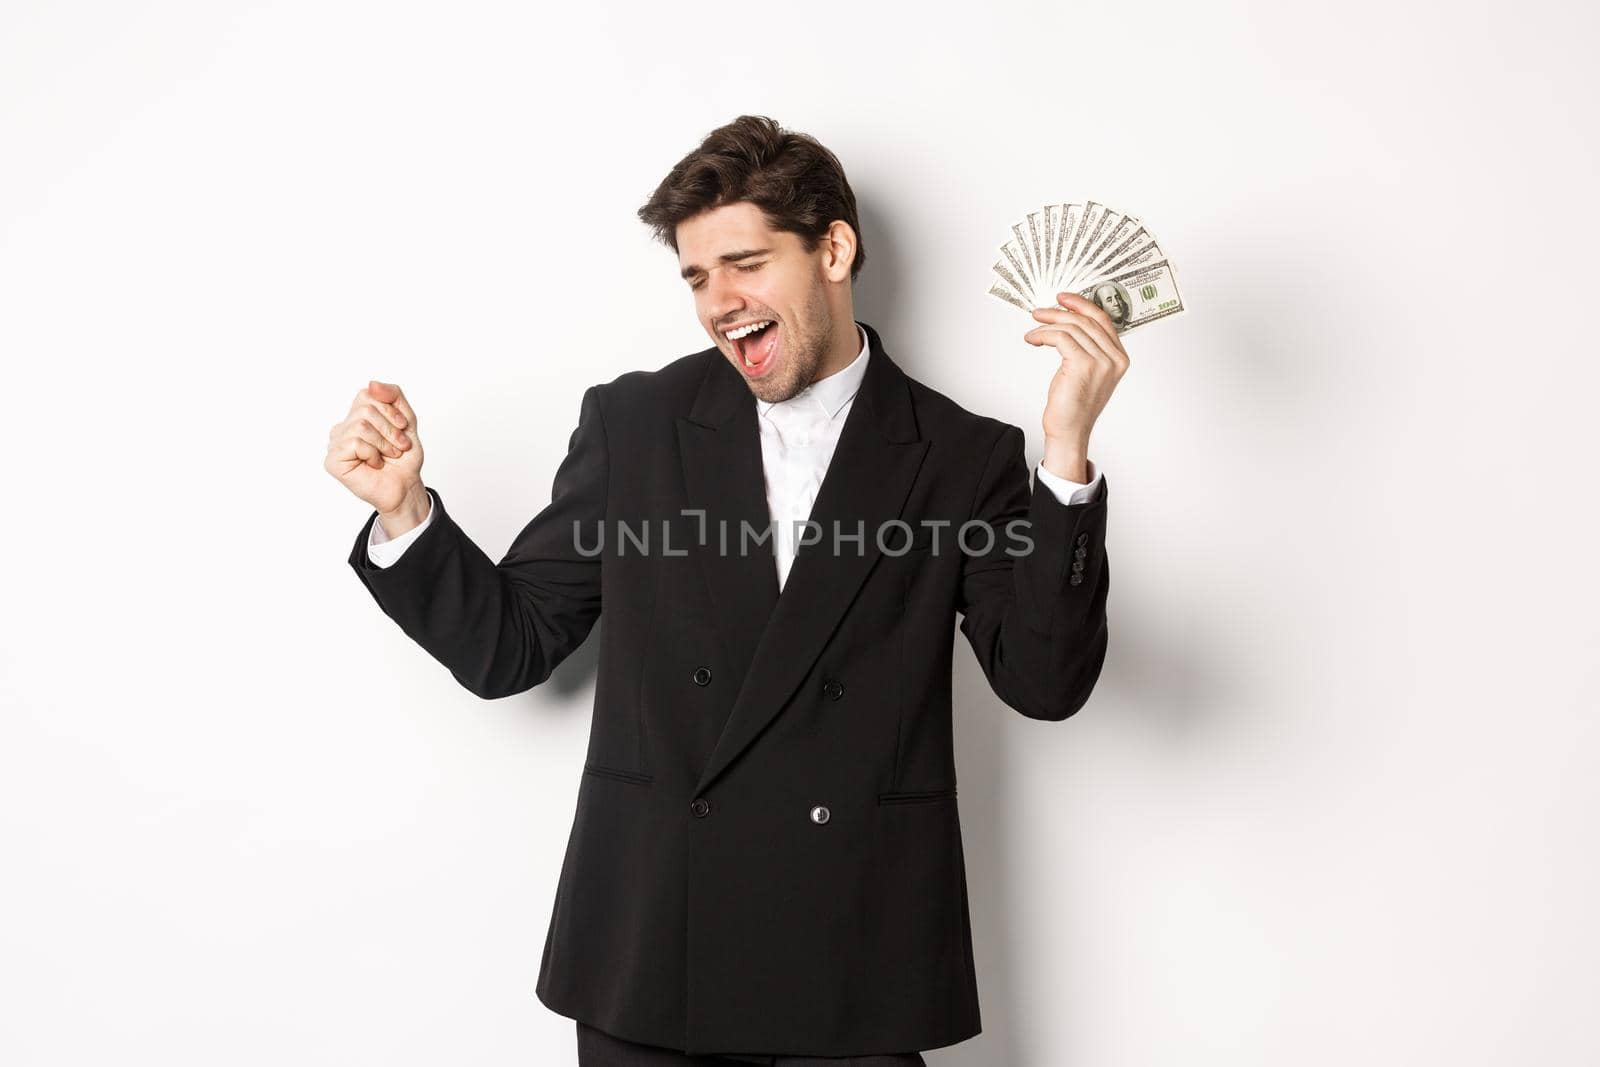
[326, 115, 1126, 1064]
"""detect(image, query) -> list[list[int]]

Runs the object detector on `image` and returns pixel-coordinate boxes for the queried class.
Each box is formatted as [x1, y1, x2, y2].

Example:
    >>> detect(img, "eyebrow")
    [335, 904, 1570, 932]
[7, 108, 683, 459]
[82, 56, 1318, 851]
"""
[680, 247, 773, 281]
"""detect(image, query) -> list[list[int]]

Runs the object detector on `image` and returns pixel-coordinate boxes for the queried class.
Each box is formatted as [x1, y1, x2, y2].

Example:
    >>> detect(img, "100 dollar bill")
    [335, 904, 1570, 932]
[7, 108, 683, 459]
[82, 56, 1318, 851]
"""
[1070, 258, 1186, 333]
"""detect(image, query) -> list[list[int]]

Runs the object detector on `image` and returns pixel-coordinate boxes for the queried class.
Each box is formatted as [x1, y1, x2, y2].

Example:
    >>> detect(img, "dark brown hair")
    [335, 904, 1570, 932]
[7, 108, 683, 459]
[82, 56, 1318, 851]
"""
[636, 114, 865, 282]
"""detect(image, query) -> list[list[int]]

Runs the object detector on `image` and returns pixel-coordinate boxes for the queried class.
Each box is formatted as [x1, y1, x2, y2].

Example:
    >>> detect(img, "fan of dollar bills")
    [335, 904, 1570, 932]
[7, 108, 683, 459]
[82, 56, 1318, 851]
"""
[986, 200, 1186, 333]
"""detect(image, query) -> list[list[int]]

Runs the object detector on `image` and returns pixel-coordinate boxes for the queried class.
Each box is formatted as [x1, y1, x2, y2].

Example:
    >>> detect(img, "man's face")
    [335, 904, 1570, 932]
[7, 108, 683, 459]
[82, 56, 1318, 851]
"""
[678, 201, 833, 404]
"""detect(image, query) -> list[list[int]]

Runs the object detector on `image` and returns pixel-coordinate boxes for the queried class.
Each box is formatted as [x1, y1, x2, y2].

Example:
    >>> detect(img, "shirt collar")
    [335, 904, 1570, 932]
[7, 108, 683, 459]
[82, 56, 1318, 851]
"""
[756, 321, 870, 422]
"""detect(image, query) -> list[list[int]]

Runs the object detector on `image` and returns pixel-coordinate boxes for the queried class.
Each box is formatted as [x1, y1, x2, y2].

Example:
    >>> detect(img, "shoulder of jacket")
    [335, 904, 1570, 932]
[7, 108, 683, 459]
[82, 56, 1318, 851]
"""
[584, 344, 718, 418]
[901, 374, 1017, 452]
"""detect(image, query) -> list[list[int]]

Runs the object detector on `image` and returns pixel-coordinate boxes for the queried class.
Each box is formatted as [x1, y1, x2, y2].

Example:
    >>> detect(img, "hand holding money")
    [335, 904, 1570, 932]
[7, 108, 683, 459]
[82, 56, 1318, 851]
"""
[1027, 291, 1130, 448]
[985, 199, 1181, 469]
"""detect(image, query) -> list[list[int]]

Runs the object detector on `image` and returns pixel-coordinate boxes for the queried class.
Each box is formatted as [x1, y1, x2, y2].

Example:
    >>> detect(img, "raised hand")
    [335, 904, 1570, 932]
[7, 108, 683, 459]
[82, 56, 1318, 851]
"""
[1024, 292, 1130, 480]
[324, 380, 428, 531]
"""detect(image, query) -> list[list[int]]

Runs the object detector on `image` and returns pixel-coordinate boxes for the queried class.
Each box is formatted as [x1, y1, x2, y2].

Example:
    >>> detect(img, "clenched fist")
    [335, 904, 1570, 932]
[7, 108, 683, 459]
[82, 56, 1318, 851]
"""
[325, 380, 429, 535]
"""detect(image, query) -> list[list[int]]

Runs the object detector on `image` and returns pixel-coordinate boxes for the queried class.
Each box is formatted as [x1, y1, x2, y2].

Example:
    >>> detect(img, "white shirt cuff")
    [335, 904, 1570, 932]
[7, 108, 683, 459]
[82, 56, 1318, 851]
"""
[366, 488, 436, 568]
[1035, 459, 1102, 506]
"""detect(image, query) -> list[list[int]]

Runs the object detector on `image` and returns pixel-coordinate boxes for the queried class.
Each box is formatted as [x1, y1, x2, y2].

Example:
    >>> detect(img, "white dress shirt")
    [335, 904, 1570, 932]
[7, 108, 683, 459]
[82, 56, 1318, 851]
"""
[366, 323, 1103, 584]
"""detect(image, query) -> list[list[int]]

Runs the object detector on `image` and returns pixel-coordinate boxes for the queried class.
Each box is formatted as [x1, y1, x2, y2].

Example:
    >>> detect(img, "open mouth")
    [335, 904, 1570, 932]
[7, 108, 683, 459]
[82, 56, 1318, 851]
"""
[730, 320, 780, 376]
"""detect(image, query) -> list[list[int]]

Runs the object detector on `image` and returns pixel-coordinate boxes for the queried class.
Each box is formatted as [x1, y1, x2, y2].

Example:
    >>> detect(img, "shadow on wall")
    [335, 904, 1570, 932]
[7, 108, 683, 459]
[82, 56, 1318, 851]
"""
[849, 193, 910, 350]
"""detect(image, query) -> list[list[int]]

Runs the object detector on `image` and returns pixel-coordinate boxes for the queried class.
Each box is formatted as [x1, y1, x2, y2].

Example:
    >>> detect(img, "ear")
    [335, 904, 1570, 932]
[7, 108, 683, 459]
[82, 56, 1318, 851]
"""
[822, 220, 856, 283]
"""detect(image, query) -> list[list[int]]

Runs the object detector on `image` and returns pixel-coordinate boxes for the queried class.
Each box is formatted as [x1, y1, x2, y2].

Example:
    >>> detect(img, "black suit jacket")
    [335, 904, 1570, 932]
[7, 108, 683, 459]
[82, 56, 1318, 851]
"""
[347, 319, 1110, 1058]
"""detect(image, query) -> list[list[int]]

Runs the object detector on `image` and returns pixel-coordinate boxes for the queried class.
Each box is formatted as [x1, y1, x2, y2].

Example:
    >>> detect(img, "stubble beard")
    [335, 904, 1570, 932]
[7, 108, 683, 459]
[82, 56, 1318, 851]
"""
[747, 296, 830, 405]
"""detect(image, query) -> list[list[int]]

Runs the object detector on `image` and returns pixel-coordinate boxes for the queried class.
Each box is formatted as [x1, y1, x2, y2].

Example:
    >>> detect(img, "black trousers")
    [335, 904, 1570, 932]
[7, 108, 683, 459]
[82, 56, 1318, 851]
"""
[575, 1021, 928, 1066]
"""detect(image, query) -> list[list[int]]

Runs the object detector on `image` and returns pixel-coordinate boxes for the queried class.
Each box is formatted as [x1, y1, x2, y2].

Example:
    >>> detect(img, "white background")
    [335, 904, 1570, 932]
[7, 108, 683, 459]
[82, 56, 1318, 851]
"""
[3, 1, 1596, 1064]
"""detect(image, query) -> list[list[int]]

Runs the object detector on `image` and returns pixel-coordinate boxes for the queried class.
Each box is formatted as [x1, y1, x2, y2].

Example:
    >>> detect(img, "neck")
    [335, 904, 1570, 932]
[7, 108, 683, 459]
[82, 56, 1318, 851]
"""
[810, 317, 861, 385]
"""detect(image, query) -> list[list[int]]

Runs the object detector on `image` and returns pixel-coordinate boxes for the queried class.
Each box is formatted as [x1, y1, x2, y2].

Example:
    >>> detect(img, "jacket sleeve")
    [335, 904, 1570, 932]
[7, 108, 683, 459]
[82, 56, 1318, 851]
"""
[346, 384, 609, 699]
[957, 423, 1110, 721]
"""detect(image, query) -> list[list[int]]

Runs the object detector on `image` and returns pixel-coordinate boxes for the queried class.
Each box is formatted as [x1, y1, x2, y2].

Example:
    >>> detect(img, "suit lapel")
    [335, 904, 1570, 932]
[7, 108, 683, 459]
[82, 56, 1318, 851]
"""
[676, 320, 930, 798]
[675, 356, 782, 696]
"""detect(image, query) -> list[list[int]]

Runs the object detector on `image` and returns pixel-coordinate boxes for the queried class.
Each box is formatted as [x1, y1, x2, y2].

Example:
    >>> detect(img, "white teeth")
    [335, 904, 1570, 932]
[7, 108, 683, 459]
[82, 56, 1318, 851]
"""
[724, 319, 774, 341]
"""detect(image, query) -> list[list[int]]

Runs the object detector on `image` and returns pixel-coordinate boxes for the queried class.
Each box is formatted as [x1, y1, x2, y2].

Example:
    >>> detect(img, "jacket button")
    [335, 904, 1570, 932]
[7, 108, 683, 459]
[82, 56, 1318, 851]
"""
[1069, 573, 1084, 586]
[692, 666, 713, 686]
[1076, 531, 1090, 547]
[1074, 546, 1088, 560]
[823, 679, 844, 701]
[1071, 558, 1086, 573]
[690, 797, 711, 817]
[810, 805, 831, 824]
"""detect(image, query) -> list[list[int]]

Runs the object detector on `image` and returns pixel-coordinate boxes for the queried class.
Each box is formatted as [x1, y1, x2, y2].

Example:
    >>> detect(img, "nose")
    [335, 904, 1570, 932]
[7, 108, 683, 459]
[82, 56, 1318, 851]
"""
[706, 268, 745, 327]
